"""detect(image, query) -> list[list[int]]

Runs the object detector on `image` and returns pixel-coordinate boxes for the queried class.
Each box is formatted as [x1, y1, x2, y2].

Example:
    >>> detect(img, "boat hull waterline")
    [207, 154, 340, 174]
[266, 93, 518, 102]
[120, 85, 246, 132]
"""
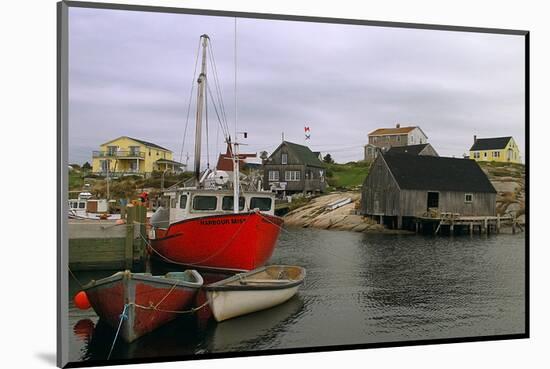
[83, 270, 203, 343]
[205, 265, 306, 322]
[150, 212, 283, 271]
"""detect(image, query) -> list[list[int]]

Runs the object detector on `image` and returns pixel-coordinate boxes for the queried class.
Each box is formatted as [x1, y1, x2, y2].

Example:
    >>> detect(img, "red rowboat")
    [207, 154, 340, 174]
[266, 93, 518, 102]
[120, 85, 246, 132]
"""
[83, 270, 203, 342]
[150, 209, 283, 271]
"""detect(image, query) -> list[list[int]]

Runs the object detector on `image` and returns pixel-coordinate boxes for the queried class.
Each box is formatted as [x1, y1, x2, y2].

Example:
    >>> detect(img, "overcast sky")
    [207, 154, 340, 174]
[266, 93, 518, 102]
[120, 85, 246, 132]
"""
[68, 7, 525, 166]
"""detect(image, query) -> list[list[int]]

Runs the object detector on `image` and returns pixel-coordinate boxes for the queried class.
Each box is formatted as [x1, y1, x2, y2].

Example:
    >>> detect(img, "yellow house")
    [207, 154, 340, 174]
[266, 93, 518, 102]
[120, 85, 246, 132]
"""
[92, 136, 185, 176]
[469, 136, 521, 163]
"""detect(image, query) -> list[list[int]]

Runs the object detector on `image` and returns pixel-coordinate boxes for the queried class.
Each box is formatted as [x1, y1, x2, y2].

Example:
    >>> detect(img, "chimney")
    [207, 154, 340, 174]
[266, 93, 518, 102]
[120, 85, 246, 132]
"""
[474, 135, 477, 143]
[396, 123, 401, 128]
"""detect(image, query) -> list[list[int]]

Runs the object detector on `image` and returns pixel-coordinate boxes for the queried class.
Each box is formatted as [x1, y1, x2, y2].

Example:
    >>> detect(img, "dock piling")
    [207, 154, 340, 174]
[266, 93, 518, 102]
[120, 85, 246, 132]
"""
[125, 206, 136, 269]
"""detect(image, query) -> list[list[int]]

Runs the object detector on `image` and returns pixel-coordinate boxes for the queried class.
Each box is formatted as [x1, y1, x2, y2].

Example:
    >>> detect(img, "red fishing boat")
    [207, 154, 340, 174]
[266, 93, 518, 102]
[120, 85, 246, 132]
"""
[83, 270, 203, 342]
[150, 190, 283, 271]
[148, 34, 283, 271]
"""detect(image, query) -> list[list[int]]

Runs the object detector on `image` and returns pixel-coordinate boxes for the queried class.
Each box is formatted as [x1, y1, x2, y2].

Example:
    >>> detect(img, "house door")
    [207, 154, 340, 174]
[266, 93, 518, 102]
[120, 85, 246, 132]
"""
[427, 191, 439, 210]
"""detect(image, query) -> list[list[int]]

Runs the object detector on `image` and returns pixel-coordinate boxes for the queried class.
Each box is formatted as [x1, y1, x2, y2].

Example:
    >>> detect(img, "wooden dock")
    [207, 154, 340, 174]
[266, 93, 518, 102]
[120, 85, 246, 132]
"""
[414, 212, 516, 235]
[68, 205, 148, 271]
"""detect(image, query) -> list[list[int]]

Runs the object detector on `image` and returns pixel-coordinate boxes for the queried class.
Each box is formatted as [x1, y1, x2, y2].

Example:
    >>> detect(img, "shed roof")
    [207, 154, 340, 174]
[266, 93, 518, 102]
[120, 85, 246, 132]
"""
[272, 141, 324, 167]
[368, 126, 417, 136]
[128, 137, 170, 151]
[216, 143, 256, 171]
[470, 136, 512, 151]
[387, 143, 429, 155]
[382, 153, 496, 193]
[101, 136, 171, 151]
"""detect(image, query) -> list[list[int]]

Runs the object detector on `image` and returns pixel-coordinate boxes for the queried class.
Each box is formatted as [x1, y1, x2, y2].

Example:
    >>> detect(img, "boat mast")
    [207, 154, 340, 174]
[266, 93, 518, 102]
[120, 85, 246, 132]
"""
[194, 34, 209, 187]
[233, 140, 240, 213]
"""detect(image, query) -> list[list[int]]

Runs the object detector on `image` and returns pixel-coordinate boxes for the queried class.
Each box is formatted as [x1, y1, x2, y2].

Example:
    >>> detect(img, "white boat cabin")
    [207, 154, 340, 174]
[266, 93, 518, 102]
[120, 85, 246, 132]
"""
[157, 188, 276, 225]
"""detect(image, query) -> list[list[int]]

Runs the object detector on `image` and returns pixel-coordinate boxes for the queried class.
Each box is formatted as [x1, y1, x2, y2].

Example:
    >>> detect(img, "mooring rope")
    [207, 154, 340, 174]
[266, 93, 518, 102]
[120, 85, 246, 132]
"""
[256, 211, 291, 235]
[107, 304, 129, 360]
[68, 266, 85, 289]
[131, 300, 210, 315]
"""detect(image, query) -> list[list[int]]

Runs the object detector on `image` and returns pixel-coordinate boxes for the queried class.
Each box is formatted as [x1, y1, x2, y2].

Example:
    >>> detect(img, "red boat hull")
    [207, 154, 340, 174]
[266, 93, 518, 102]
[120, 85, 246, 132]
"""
[84, 271, 202, 342]
[150, 212, 283, 271]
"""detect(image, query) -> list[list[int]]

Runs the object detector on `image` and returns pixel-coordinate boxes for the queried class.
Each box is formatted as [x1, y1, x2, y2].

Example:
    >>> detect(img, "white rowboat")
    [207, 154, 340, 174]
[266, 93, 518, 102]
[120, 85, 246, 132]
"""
[205, 265, 306, 322]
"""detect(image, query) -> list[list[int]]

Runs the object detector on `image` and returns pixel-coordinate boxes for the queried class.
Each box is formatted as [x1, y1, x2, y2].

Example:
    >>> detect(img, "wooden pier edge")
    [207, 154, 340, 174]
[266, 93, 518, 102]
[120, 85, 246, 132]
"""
[69, 205, 148, 271]
[412, 213, 515, 236]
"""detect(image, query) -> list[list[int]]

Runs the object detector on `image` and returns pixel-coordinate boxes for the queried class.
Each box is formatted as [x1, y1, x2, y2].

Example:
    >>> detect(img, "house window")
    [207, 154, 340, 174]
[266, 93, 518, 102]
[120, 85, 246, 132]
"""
[222, 196, 245, 211]
[192, 196, 217, 211]
[484, 152, 487, 158]
[268, 170, 279, 181]
[129, 146, 140, 156]
[285, 170, 301, 181]
[396, 136, 400, 142]
[465, 193, 473, 203]
[107, 146, 118, 155]
[250, 197, 272, 211]
[281, 153, 288, 165]
[473, 152, 480, 159]
[493, 151, 500, 158]
[179, 195, 188, 209]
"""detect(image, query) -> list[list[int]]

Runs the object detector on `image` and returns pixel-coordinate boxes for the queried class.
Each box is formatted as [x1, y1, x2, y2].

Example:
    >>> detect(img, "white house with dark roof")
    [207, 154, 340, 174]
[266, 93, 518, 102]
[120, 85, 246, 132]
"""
[364, 123, 428, 161]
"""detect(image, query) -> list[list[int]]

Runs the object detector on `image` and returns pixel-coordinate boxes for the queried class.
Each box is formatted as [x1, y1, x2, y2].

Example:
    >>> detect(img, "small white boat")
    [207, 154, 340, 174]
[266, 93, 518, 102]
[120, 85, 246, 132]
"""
[205, 265, 306, 322]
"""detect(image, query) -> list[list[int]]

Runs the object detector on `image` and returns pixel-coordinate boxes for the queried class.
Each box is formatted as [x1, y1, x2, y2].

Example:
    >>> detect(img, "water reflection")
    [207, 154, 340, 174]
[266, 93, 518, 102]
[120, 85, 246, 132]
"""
[68, 228, 525, 363]
[207, 296, 305, 352]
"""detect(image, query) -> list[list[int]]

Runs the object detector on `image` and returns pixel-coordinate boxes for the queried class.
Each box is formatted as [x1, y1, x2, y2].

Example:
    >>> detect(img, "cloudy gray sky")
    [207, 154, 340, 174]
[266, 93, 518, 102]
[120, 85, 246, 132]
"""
[68, 7, 525, 166]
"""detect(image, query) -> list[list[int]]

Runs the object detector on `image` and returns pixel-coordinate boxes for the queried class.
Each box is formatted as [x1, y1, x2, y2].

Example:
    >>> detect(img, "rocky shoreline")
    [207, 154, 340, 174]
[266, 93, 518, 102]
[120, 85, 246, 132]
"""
[283, 192, 412, 234]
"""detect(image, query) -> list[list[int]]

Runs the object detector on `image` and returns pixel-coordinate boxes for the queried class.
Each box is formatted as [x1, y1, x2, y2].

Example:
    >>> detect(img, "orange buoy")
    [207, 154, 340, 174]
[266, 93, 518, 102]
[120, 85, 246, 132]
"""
[74, 291, 91, 310]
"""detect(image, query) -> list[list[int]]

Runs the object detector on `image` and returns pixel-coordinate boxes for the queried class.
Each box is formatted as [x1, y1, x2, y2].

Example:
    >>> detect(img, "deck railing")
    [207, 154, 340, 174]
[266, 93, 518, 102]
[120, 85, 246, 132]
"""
[93, 150, 145, 159]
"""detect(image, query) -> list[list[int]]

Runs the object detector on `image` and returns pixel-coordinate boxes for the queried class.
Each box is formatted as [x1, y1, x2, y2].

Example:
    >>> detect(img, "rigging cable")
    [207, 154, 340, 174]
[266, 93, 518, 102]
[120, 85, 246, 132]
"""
[178, 38, 201, 164]
[205, 79, 210, 168]
[207, 42, 230, 133]
[234, 18, 238, 140]
[207, 83, 230, 141]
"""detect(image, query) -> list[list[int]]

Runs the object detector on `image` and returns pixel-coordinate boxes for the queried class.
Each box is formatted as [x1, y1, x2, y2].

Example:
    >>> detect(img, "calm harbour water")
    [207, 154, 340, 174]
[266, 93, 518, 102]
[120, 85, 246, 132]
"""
[68, 228, 525, 363]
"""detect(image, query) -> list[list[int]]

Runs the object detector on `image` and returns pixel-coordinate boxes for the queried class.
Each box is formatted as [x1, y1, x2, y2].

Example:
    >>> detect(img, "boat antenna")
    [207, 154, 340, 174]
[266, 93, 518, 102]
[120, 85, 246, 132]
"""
[194, 34, 209, 186]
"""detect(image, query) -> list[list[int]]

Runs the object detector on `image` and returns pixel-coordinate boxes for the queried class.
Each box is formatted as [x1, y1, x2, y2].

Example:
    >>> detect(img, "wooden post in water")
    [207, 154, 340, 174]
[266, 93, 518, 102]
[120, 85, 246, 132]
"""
[415, 221, 419, 233]
[484, 217, 488, 235]
[497, 214, 501, 234]
[469, 222, 473, 236]
[136, 205, 147, 263]
[125, 205, 136, 269]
